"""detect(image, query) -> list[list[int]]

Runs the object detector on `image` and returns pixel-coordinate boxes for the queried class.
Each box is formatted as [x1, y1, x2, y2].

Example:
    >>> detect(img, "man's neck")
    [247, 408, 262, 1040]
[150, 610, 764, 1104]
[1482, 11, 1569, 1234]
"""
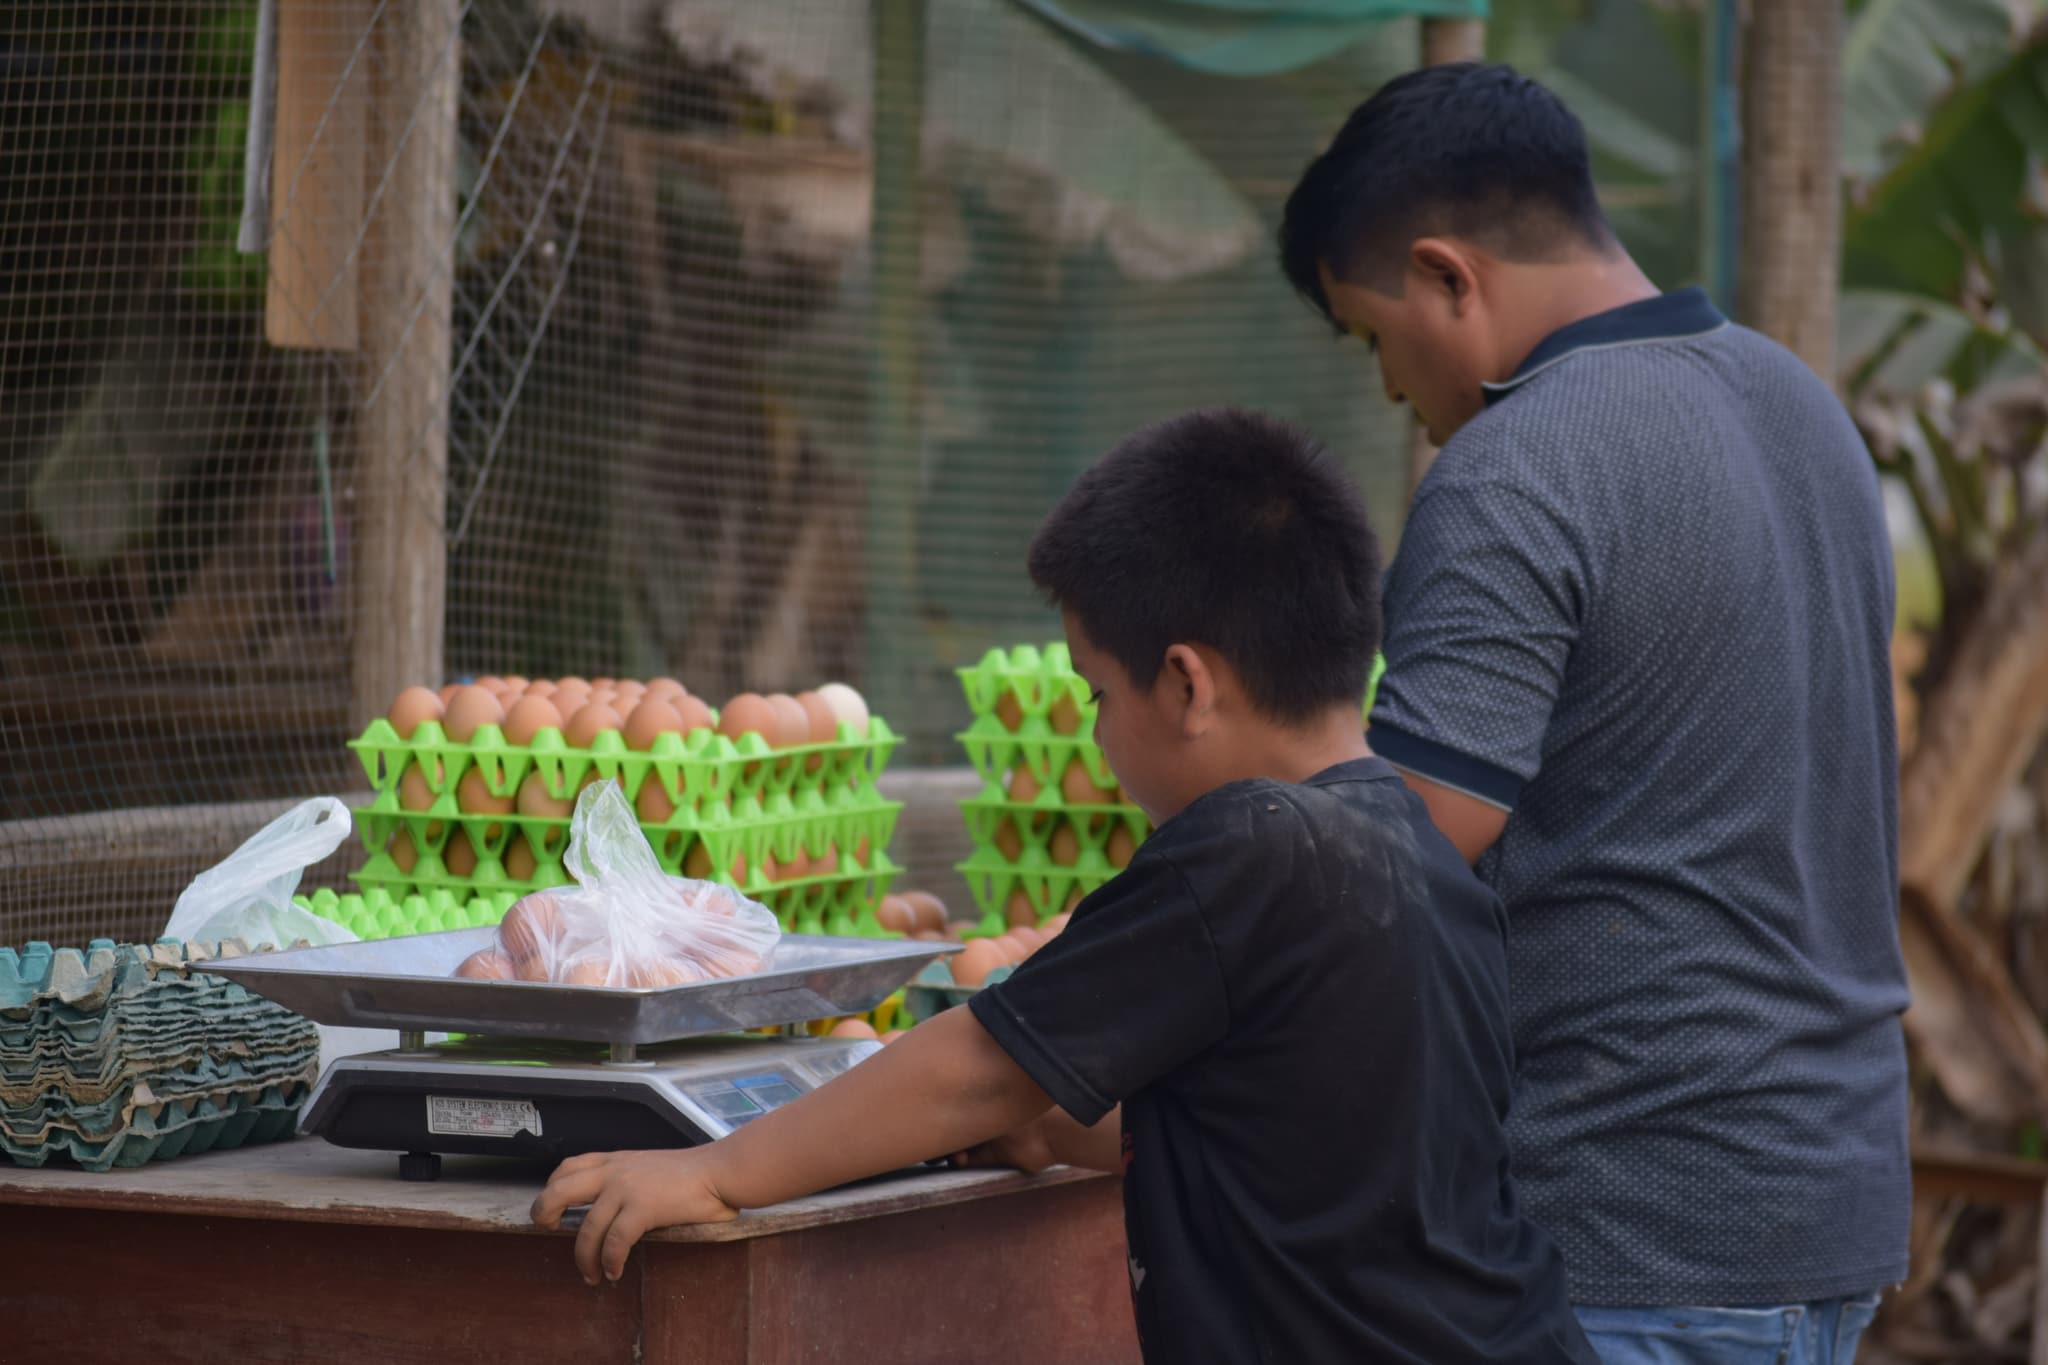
[1493, 254, 1661, 381]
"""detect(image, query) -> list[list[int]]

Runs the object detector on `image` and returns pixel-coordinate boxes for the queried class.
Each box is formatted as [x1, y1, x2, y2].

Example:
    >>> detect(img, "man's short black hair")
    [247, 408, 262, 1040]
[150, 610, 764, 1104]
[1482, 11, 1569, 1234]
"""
[1028, 408, 1381, 724]
[1279, 62, 1612, 324]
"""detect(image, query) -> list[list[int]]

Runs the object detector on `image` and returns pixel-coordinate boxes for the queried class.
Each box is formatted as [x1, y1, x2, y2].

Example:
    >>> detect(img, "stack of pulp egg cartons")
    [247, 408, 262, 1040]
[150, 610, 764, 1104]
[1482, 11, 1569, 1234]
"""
[344, 678, 906, 938]
[954, 644, 1154, 935]
[0, 940, 318, 1170]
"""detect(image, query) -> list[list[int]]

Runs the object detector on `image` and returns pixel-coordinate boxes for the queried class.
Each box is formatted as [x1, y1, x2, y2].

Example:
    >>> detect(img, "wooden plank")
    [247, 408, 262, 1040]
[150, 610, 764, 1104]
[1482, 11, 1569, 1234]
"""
[1911, 1140, 2048, 1206]
[2, 1207, 640, 1364]
[1738, 0, 1843, 382]
[0, 1136, 1112, 1245]
[266, 0, 366, 351]
[348, 0, 457, 731]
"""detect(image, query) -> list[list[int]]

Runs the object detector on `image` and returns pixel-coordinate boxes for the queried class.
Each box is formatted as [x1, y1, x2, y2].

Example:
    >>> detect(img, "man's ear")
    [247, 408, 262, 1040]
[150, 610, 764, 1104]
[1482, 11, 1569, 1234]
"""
[1409, 237, 1479, 314]
[1161, 644, 1217, 739]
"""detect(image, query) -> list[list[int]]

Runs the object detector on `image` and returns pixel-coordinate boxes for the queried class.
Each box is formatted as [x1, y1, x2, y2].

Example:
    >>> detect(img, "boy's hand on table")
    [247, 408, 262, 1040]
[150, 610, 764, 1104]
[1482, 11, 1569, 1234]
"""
[952, 1111, 1060, 1173]
[532, 1148, 737, 1285]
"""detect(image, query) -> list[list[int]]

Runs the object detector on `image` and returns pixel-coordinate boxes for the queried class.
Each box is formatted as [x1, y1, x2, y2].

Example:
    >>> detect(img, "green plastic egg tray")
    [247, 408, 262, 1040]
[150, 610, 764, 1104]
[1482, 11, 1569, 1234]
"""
[344, 711, 904, 930]
[953, 642, 1385, 931]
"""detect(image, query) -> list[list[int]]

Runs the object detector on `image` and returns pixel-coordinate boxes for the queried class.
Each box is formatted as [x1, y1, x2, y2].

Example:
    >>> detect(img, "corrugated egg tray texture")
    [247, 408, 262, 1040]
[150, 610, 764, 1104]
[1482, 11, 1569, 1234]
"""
[0, 939, 318, 1171]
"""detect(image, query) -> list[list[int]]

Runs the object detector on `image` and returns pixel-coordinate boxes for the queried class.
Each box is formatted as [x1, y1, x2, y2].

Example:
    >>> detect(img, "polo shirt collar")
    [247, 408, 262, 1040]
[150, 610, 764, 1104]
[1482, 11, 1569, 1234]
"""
[1481, 286, 1727, 406]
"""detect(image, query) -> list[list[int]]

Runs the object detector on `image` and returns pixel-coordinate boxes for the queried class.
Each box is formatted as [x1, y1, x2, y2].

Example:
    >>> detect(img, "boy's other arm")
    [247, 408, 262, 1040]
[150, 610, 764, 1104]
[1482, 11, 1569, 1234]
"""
[532, 1003, 1053, 1284]
[1397, 771, 1508, 864]
[954, 1104, 1123, 1175]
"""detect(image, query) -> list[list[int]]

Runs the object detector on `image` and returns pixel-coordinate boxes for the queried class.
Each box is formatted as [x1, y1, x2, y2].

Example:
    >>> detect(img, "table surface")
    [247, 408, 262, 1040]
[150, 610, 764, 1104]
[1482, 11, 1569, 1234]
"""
[0, 1136, 1105, 1242]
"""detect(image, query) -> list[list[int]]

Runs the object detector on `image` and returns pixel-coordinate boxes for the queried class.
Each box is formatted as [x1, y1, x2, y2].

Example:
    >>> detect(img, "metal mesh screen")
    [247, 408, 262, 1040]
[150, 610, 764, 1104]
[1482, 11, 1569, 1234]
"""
[1, 0, 1427, 946]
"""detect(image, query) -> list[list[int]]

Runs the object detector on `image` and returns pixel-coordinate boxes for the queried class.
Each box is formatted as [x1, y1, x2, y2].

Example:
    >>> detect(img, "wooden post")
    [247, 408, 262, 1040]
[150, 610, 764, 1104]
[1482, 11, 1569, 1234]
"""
[266, 0, 365, 351]
[349, 0, 459, 724]
[1738, 0, 1842, 383]
[1406, 17, 1488, 497]
[866, 0, 926, 724]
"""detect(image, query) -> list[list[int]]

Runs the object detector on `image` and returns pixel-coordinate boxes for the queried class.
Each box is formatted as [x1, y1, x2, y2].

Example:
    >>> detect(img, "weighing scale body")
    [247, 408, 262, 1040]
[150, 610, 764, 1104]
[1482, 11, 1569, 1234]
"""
[207, 928, 956, 1180]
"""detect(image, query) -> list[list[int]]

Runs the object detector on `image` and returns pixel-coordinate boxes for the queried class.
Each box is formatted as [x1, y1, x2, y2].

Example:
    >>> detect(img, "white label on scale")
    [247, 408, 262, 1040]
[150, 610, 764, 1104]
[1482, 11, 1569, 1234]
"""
[427, 1095, 542, 1139]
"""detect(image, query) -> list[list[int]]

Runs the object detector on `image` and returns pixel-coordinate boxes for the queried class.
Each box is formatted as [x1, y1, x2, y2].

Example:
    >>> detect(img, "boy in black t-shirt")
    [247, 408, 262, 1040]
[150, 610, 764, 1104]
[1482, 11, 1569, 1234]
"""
[534, 409, 1597, 1365]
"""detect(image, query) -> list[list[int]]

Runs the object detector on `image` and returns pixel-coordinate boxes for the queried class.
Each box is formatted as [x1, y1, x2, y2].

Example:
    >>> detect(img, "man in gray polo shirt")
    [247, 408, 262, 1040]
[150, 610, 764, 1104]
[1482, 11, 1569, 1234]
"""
[1281, 64, 1908, 1363]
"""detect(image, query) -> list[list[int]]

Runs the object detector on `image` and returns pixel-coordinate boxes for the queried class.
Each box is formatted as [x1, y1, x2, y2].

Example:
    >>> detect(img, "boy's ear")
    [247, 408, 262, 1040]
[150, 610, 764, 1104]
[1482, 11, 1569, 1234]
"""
[1162, 644, 1217, 738]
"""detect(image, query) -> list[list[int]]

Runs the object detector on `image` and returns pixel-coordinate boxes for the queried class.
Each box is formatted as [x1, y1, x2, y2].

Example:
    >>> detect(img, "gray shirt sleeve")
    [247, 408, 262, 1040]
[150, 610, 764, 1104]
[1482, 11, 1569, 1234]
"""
[1368, 477, 1588, 810]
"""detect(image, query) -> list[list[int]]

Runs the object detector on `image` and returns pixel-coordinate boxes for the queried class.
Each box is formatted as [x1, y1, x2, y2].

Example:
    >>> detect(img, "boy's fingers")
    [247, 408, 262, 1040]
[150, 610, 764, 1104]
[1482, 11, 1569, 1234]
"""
[601, 1206, 651, 1282]
[532, 1161, 608, 1228]
[574, 1190, 625, 1285]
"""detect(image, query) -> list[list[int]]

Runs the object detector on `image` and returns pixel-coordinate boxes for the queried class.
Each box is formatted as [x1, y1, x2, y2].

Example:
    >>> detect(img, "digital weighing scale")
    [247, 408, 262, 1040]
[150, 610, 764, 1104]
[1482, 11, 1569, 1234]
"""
[207, 928, 960, 1181]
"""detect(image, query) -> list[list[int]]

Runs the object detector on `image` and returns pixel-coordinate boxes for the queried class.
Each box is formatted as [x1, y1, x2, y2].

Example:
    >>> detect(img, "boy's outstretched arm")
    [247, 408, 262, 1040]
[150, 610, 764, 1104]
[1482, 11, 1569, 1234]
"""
[531, 1003, 1054, 1285]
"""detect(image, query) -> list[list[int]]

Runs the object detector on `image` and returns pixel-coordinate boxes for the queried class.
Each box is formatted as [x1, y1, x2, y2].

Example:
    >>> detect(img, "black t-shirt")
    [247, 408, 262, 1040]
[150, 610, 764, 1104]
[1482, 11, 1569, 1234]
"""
[970, 757, 1597, 1365]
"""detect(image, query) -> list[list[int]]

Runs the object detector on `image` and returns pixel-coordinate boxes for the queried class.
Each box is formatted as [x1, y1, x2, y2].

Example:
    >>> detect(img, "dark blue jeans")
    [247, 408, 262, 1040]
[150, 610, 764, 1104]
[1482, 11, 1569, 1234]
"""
[1573, 1295, 1882, 1365]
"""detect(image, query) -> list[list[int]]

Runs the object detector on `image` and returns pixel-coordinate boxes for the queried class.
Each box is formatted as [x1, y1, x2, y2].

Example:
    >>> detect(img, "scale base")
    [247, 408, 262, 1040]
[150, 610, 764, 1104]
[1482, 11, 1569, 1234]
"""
[302, 1033, 879, 1180]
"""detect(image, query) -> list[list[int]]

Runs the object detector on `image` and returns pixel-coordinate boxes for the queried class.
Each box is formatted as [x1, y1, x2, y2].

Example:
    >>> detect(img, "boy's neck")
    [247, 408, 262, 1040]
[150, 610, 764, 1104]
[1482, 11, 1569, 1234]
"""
[1215, 708, 1374, 791]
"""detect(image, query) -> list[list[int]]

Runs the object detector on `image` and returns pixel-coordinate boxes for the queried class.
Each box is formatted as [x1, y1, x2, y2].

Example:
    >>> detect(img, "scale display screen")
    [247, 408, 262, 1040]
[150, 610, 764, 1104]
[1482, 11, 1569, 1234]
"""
[689, 1070, 806, 1130]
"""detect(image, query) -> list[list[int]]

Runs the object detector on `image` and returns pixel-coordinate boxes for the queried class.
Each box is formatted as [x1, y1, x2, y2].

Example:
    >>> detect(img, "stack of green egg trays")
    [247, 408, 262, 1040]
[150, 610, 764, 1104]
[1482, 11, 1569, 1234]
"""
[294, 887, 521, 942]
[954, 643, 1154, 933]
[344, 716, 907, 938]
[954, 644, 1389, 933]
[0, 939, 318, 1170]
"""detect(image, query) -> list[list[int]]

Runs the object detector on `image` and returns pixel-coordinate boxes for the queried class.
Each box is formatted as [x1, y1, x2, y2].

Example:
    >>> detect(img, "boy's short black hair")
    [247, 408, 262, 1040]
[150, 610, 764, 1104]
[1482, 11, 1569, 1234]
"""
[1028, 409, 1381, 723]
[1279, 62, 1612, 324]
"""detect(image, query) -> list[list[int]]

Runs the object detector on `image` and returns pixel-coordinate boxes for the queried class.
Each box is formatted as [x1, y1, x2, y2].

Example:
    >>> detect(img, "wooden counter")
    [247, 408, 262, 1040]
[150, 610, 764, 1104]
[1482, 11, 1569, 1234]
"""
[0, 1138, 1140, 1364]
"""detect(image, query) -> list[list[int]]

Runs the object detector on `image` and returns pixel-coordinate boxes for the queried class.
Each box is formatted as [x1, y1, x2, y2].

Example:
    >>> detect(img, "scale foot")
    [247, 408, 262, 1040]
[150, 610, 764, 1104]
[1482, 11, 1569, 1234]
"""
[399, 1151, 442, 1182]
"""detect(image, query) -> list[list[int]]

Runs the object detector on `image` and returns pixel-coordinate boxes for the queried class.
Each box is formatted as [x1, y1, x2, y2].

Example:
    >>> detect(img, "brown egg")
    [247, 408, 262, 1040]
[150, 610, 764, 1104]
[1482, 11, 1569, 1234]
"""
[388, 686, 445, 740]
[828, 1018, 879, 1041]
[1004, 887, 1039, 929]
[1061, 758, 1117, 806]
[673, 694, 715, 734]
[875, 895, 915, 933]
[564, 702, 625, 748]
[1049, 823, 1082, 867]
[900, 891, 949, 934]
[781, 850, 812, 881]
[591, 677, 618, 690]
[994, 690, 1025, 732]
[515, 953, 552, 983]
[560, 957, 612, 987]
[556, 676, 590, 692]
[1044, 911, 1072, 937]
[437, 683, 463, 707]
[443, 830, 479, 877]
[718, 693, 777, 745]
[683, 840, 713, 879]
[441, 686, 505, 743]
[759, 852, 782, 883]
[498, 892, 562, 966]
[993, 816, 1024, 863]
[1009, 925, 1047, 956]
[503, 675, 529, 692]
[644, 677, 688, 705]
[456, 765, 514, 816]
[764, 693, 811, 749]
[880, 1029, 906, 1045]
[793, 689, 838, 744]
[1063, 887, 1086, 913]
[504, 834, 538, 881]
[636, 777, 677, 825]
[503, 695, 564, 746]
[399, 761, 438, 813]
[910, 930, 946, 942]
[390, 829, 419, 873]
[1049, 693, 1083, 736]
[454, 948, 516, 980]
[852, 835, 871, 868]
[587, 689, 619, 710]
[1107, 825, 1138, 869]
[525, 679, 558, 699]
[516, 771, 572, 820]
[1008, 767, 1041, 803]
[623, 698, 684, 752]
[629, 957, 703, 989]
[550, 684, 590, 715]
[615, 681, 647, 701]
[951, 939, 1006, 987]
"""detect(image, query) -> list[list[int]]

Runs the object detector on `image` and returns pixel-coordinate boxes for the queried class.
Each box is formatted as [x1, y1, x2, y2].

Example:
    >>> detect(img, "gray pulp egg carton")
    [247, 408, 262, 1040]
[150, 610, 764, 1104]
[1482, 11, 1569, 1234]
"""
[0, 939, 319, 1171]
